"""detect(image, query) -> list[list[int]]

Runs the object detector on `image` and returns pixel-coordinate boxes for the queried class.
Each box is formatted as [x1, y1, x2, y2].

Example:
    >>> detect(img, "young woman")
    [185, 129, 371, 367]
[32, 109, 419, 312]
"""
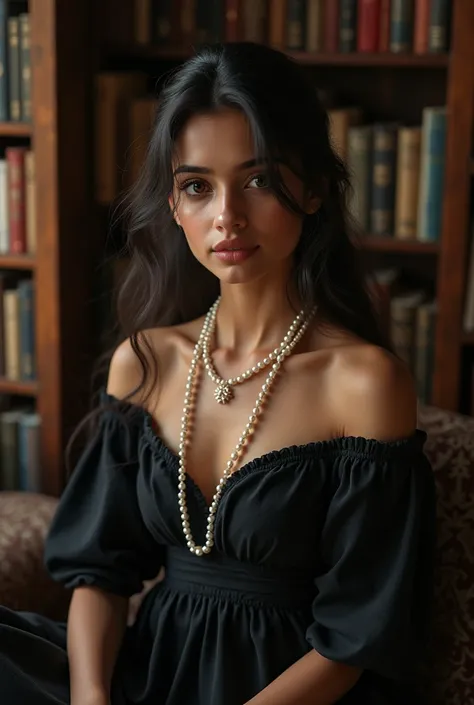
[0, 42, 436, 705]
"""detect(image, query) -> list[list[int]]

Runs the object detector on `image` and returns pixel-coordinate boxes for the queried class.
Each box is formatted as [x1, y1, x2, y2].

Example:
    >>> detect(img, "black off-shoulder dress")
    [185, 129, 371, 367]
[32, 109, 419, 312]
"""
[0, 393, 436, 705]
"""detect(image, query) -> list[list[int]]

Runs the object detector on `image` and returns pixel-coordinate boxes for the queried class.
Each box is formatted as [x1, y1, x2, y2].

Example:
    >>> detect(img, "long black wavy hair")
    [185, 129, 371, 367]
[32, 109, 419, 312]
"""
[69, 42, 390, 464]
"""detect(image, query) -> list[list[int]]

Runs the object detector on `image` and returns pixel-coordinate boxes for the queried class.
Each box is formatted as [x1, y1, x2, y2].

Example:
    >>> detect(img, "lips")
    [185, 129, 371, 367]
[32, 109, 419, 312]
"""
[212, 238, 256, 252]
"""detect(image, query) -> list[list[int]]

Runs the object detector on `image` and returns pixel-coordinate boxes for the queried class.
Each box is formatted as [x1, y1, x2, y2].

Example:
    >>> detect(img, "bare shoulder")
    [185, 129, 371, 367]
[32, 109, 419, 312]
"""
[327, 340, 418, 441]
[106, 317, 204, 404]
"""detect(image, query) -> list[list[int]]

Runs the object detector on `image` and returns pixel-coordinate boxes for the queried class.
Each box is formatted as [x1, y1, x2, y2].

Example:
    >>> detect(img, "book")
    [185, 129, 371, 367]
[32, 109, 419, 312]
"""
[370, 122, 398, 236]
[394, 126, 421, 240]
[416, 106, 447, 242]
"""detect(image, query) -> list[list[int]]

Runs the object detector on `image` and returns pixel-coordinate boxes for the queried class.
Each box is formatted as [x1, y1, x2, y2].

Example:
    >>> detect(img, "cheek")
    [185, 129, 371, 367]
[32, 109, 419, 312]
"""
[256, 199, 304, 251]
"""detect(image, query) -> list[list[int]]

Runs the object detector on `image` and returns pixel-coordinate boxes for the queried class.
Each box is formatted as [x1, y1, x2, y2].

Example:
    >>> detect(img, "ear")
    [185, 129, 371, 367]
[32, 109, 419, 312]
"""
[168, 195, 181, 227]
[305, 193, 322, 215]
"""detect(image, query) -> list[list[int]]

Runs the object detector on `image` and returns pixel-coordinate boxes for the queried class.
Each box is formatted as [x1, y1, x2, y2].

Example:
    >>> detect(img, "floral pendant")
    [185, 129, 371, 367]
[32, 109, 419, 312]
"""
[214, 382, 234, 404]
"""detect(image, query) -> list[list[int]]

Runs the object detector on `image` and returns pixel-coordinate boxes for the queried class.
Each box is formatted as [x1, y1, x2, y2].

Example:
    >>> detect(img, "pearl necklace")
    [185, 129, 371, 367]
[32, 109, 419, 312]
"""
[177, 302, 315, 556]
[202, 297, 308, 404]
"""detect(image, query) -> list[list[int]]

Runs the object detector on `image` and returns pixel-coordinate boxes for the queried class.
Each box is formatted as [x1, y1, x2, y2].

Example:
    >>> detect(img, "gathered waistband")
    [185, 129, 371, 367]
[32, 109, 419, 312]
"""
[162, 546, 316, 607]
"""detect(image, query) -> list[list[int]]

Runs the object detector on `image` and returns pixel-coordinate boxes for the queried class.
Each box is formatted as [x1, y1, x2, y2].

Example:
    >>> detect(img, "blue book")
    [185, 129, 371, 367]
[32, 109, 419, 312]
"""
[390, 0, 414, 52]
[417, 107, 447, 242]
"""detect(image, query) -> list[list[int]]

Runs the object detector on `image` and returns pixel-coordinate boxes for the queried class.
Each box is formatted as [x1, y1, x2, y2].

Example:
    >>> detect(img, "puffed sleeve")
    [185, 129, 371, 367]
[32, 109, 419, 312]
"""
[44, 401, 164, 598]
[306, 433, 436, 681]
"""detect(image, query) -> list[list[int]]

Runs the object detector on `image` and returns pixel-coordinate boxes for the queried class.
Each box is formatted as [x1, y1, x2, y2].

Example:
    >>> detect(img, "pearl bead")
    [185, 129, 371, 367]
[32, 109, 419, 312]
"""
[177, 296, 316, 556]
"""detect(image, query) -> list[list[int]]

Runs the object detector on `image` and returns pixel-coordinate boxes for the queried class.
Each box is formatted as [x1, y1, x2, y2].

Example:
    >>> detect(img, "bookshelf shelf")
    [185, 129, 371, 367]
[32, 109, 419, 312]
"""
[0, 122, 32, 137]
[106, 44, 450, 69]
[359, 237, 439, 254]
[0, 378, 38, 396]
[0, 254, 36, 270]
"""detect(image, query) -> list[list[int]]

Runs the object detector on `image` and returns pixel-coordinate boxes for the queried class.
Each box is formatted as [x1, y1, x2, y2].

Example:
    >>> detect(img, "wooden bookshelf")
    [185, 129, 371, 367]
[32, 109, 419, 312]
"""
[0, 122, 32, 137]
[0, 378, 38, 396]
[108, 44, 450, 69]
[95, 0, 474, 416]
[0, 255, 36, 270]
[0, 0, 100, 496]
[359, 237, 439, 254]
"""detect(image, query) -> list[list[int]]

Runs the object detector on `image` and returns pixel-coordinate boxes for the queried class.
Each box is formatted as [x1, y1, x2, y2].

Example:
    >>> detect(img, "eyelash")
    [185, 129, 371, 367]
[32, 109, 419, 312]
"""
[179, 174, 269, 197]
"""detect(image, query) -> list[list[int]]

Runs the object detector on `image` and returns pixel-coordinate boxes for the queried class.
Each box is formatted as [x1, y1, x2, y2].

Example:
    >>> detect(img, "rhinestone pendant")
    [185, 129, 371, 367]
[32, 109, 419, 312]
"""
[214, 382, 234, 404]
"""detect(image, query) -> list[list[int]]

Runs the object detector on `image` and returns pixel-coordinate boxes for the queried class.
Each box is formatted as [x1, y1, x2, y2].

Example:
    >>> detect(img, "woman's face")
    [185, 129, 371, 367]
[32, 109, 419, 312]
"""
[170, 108, 319, 285]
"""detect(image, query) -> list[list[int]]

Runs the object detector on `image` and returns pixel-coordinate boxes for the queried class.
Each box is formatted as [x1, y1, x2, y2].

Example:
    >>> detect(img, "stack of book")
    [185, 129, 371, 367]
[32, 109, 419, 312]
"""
[369, 268, 436, 404]
[0, 146, 36, 255]
[0, 274, 35, 382]
[0, 2, 31, 122]
[0, 399, 40, 492]
[132, 0, 452, 55]
[329, 105, 447, 242]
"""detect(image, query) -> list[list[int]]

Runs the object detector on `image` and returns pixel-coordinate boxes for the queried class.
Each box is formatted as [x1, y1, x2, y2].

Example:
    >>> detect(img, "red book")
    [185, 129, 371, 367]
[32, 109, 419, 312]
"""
[324, 0, 339, 51]
[378, 0, 391, 50]
[225, 0, 242, 41]
[358, 0, 382, 52]
[6, 147, 27, 255]
[414, 0, 430, 54]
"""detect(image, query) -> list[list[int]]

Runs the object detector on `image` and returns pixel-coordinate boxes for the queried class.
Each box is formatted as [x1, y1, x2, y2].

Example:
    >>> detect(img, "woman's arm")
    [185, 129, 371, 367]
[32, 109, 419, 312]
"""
[245, 651, 361, 705]
[68, 586, 129, 704]
[247, 349, 419, 705]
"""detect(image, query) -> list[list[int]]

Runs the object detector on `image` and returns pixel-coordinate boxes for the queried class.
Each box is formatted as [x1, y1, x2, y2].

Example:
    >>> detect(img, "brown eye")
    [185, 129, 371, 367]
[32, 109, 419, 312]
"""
[249, 174, 269, 189]
[182, 179, 209, 196]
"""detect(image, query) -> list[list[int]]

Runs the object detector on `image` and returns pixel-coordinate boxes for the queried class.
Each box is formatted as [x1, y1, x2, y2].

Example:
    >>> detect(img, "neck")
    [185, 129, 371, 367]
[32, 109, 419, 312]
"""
[214, 278, 303, 354]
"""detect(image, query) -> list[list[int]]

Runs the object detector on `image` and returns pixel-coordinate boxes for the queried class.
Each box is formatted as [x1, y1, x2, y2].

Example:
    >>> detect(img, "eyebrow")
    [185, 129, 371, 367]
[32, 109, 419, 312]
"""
[173, 158, 269, 176]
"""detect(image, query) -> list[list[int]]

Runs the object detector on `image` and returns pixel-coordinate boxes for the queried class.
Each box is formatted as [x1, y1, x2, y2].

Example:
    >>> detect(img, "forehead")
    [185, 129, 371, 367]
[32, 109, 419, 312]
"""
[174, 108, 255, 166]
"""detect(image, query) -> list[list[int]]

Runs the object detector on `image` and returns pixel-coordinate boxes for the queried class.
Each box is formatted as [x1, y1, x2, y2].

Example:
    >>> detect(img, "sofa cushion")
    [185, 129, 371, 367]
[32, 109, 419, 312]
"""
[0, 491, 71, 619]
[419, 406, 474, 705]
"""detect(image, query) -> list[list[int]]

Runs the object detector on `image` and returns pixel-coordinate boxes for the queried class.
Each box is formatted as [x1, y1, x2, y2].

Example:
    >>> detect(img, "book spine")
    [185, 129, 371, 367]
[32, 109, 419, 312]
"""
[287, 0, 307, 50]
[7, 16, 20, 121]
[243, 0, 267, 43]
[394, 126, 421, 239]
[0, 159, 8, 253]
[0, 0, 8, 121]
[378, 0, 391, 50]
[0, 274, 6, 376]
[428, 0, 451, 53]
[414, 302, 436, 404]
[181, 0, 196, 47]
[18, 12, 30, 121]
[3, 288, 20, 380]
[347, 125, 372, 231]
[414, 0, 430, 53]
[417, 107, 447, 242]
[18, 413, 41, 492]
[18, 278, 34, 381]
[269, 0, 286, 47]
[25, 149, 35, 253]
[134, 0, 152, 44]
[225, 0, 242, 41]
[323, 0, 339, 51]
[6, 146, 27, 253]
[152, 0, 183, 45]
[370, 123, 397, 236]
[390, 298, 418, 369]
[306, 0, 324, 52]
[339, 0, 358, 52]
[195, 0, 224, 44]
[358, 0, 381, 52]
[0, 412, 20, 490]
[390, 0, 414, 52]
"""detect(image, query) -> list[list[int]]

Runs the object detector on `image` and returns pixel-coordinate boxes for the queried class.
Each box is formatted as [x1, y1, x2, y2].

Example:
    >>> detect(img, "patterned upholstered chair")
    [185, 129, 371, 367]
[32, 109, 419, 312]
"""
[0, 404, 473, 703]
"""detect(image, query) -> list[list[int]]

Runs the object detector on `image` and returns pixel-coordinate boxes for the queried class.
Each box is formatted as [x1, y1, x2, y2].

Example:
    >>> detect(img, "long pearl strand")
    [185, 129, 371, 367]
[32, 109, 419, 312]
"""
[202, 297, 308, 404]
[177, 304, 315, 556]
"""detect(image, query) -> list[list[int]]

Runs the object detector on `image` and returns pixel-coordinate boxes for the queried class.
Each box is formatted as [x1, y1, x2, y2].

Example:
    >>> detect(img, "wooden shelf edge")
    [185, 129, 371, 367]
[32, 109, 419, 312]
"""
[0, 121, 32, 137]
[0, 254, 36, 270]
[0, 378, 38, 396]
[358, 236, 439, 253]
[105, 44, 450, 68]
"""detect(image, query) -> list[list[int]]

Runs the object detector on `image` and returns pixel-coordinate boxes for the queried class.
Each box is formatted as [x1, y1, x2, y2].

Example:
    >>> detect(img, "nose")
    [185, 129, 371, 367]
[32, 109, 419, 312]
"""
[213, 188, 248, 233]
